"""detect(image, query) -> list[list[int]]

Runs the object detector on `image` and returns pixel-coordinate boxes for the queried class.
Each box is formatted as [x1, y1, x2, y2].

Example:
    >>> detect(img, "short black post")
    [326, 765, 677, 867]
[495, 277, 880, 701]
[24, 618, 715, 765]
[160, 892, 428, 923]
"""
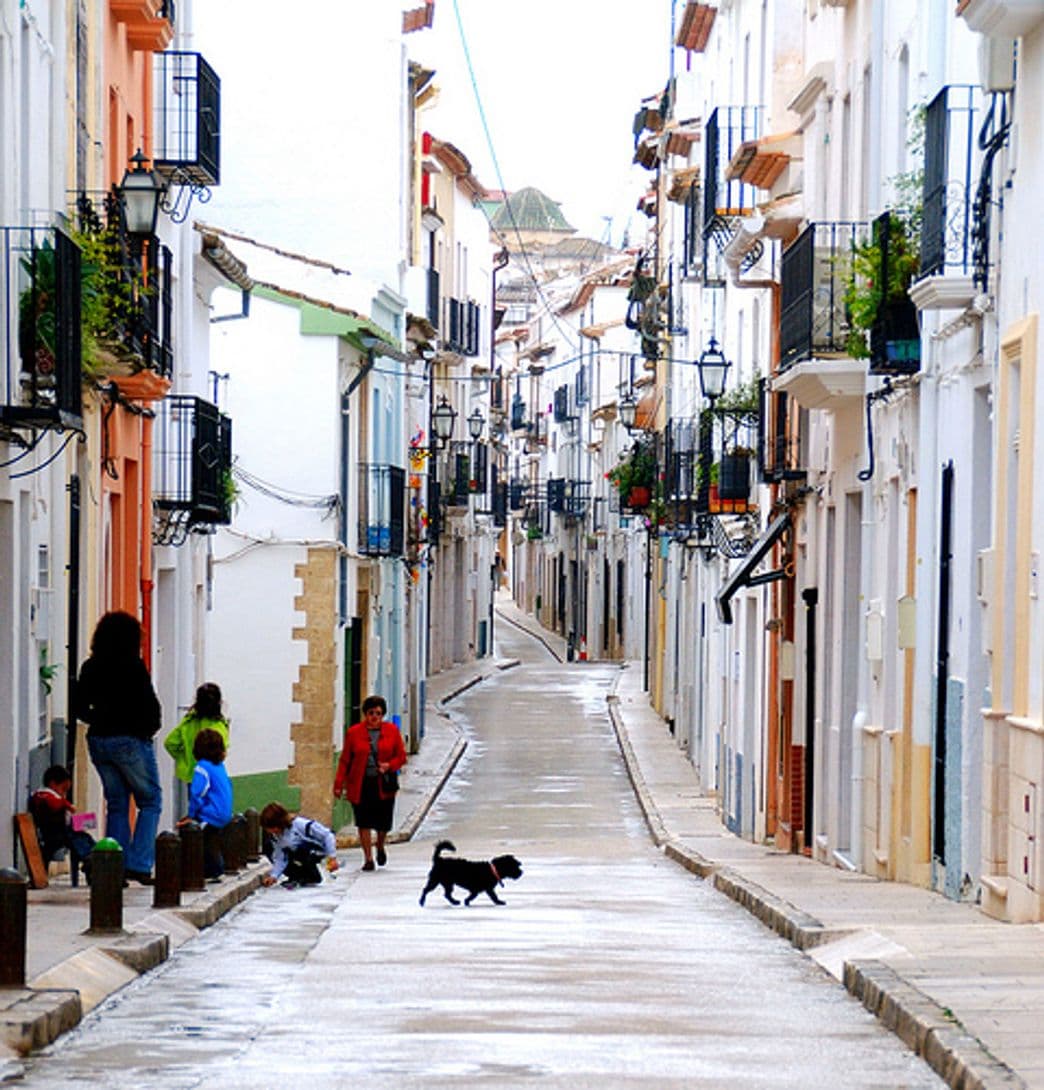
[179, 820, 205, 892]
[153, 831, 181, 909]
[222, 815, 245, 874]
[0, 868, 28, 987]
[88, 838, 124, 933]
[243, 807, 260, 862]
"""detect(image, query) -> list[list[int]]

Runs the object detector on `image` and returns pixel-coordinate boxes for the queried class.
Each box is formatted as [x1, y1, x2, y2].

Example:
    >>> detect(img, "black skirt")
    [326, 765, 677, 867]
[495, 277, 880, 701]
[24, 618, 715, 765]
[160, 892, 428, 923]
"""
[352, 774, 395, 832]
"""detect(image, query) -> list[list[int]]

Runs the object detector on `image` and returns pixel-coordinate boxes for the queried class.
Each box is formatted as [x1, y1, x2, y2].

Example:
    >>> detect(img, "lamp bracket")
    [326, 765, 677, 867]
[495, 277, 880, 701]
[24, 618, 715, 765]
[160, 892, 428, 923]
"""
[159, 167, 213, 225]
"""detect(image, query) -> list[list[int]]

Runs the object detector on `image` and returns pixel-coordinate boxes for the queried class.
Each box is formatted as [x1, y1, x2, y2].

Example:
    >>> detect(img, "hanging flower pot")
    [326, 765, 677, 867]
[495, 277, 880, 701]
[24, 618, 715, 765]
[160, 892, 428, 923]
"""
[627, 485, 651, 509]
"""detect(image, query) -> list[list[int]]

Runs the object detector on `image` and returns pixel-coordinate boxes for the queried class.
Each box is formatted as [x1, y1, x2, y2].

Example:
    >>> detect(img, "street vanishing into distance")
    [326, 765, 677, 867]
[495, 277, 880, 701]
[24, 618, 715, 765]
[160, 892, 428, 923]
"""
[15, 622, 943, 1088]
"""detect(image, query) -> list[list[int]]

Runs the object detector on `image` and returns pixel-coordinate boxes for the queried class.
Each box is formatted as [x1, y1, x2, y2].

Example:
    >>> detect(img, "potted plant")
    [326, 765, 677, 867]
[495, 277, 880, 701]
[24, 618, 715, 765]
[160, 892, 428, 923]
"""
[607, 439, 657, 509]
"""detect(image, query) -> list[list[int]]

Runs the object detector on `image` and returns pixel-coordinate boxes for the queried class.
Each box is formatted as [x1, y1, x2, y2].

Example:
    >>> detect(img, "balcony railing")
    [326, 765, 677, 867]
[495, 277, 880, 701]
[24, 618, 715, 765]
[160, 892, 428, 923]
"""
[920, 84, 982, 279]
[152, 395, 232, 544]
[780, 221, 869, 370]
[444, 296, 480, 356]
[426, 267, 440, 329]
[358, 463, 405, 557]
[443, 440, 487, 505]
[703, 105, 762, 284]
[0, 225, 83, 434]
[74, 192, 175, 379]
[153, 51, 221, 187]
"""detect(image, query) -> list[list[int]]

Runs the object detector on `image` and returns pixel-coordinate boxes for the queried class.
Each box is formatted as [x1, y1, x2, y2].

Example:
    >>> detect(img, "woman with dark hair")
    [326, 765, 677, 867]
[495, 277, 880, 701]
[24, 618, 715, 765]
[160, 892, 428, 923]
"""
[165, 682, 230, 784]
[333, 694, 407, 871]
[76, 610, 162, 885]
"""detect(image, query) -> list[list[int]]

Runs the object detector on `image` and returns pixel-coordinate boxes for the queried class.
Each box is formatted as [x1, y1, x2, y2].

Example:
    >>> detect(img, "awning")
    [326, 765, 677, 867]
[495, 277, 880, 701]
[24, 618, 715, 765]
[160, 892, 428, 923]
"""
[715, 513, 791, 624]
[675, 2, 716, 52]
[725, 132, 799, 189]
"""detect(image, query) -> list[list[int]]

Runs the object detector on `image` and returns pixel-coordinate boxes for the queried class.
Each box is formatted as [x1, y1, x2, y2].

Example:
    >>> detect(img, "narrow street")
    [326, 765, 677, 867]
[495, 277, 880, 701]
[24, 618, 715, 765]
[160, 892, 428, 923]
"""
[15, 623, 943, 1089]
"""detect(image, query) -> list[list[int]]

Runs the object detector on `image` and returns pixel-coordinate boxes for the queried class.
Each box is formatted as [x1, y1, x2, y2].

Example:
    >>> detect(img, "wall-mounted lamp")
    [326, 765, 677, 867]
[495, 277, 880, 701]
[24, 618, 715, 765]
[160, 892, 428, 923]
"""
[618, 391, 638, 431]
[433, 395, 457, 448]
[117, 149, 165, 236]
[696, 336, 730, 405]
[467, 406, 485, 440]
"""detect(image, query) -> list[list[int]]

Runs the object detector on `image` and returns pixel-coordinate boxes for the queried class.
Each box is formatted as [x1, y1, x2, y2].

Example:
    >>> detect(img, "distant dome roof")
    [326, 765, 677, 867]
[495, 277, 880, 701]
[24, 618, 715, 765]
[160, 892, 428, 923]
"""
[490, 187, 575, 233]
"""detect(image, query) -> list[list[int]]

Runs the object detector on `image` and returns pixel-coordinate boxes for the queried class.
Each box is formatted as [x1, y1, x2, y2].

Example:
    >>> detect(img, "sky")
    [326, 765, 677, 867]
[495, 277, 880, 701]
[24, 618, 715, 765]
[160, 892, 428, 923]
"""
[409, 1, 675, 247]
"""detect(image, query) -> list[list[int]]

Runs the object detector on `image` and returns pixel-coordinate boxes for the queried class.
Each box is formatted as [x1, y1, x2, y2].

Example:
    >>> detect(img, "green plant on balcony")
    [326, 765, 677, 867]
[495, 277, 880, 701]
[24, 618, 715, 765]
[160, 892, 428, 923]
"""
[843, 105, 925, 360]
[607, 439, 657, 507]
[19, 227, 148, 383]
[715, 378, 759, 415]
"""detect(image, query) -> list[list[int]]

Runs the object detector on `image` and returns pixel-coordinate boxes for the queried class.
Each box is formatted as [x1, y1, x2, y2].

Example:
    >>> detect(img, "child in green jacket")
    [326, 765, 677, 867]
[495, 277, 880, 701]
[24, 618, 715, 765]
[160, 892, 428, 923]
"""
[165, 683, 230, 783]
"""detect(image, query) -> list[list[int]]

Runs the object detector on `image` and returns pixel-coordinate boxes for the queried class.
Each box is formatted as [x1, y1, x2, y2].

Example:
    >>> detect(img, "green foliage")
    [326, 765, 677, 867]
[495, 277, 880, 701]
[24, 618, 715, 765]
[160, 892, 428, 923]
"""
[715, 378, 760, 415]
[39, 645, 60, 696]
[607, 439, 657, 501]
[843, 104, 925, 359]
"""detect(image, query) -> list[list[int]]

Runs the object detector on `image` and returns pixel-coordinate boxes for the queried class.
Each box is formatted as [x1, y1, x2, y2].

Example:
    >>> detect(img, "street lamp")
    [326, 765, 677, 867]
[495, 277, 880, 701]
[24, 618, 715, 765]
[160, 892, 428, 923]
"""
[467, 406, 485, 440]
[695, 336, 731, 528]
[116, 149, 165, 236]
[618, 390, 638, 431]
[432, 395, 457, 448]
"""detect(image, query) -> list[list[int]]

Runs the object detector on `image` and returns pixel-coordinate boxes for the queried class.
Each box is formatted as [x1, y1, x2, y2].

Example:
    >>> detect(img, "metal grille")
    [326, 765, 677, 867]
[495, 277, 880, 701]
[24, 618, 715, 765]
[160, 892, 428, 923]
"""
[0, 225, 83, 432]
[780, 221, 867, 369]
[153, 51, 221, 186]
[153, 395, 232, 533]
[921, 85, 980, 279]
[358, 463, 405, 556]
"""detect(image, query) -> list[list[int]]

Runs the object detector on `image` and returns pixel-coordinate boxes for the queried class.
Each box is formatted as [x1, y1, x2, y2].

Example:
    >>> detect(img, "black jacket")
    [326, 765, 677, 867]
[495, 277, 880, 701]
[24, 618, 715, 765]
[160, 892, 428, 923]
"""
[76, 655, 161, 741]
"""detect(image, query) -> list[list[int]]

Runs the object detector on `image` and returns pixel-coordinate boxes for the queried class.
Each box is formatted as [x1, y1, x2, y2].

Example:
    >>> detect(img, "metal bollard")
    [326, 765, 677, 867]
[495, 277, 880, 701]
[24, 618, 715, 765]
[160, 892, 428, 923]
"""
[153, 831, 181, 909]
[0, 868, 28, 987]
[244, 807, 260, 862]
[222, 815, 245, 874]
[88, 838, 124, 933]
[179, 820, 205, 892]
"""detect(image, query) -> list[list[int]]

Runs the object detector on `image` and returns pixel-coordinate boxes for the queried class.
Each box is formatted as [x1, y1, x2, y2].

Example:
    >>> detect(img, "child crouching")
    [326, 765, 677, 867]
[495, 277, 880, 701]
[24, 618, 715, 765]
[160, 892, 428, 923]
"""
[180, 728, 233, 881]
[259, 801, 339, 888]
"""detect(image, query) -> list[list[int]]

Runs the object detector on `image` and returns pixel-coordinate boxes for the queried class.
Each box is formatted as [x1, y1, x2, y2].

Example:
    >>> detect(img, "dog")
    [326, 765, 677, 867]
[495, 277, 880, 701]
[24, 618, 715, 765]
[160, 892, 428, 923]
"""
[419, 840, 523, 906]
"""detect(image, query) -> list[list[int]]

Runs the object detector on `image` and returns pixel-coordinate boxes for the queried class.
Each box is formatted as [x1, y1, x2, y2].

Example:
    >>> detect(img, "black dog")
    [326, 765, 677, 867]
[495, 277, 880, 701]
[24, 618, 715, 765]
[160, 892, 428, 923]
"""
[419, 840, 523, 906]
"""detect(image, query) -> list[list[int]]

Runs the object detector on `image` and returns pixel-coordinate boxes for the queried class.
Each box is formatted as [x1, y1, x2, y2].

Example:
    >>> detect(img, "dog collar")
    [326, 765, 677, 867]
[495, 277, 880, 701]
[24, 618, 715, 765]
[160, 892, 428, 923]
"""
[490, 861, 502, 886]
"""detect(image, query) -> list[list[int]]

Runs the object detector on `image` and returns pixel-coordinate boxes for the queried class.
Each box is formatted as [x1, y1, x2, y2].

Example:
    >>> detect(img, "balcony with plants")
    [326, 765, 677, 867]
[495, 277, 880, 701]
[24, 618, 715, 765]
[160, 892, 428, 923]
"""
[1, 225, 83, 437]
[152, 394, 233, 545]
[774, 220, 871, 410]
[607, 437, 657, 513]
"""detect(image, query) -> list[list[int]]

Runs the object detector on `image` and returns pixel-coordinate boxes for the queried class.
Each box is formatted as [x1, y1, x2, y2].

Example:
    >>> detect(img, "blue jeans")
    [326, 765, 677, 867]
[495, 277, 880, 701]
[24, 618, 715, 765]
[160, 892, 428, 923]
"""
[87, 735, 162, 873]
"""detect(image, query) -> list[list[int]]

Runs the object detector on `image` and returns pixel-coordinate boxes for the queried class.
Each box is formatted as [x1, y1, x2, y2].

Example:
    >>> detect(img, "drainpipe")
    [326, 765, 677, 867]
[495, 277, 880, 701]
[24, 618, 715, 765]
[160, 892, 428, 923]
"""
[65, 474, 81, 789]
[140, 412, 155, 668]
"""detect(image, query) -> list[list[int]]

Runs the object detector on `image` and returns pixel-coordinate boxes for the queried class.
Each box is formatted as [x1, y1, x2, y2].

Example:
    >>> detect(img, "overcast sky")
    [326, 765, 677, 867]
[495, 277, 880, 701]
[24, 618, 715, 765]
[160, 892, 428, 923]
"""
[409, 1, 674, 246]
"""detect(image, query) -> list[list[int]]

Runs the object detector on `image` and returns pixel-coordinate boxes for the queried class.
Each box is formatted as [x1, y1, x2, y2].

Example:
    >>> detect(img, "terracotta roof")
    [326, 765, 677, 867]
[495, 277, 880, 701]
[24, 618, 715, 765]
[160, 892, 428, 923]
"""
[667, 165, 700, 203]
[675, 2, 716, 52]
[402, 0, 435, 33]
[725, 132, 799, 189]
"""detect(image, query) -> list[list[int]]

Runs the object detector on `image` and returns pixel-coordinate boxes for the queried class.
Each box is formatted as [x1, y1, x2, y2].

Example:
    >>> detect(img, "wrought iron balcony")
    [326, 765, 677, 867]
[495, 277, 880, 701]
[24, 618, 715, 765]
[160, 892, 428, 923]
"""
[780, 221, 869, 370]
[0, 225, 83, 435]
[703, 105, 762, 285]
[443, 440, 487, 506]
[358, 463, 405, 557]
[920, 84, 982, 281]
[444, 297, 480, 356]
[510, 394, 527, 432]
[152, 395, 232, 545]
[74, 192, 174, 379]
[153, 51, 221, 187]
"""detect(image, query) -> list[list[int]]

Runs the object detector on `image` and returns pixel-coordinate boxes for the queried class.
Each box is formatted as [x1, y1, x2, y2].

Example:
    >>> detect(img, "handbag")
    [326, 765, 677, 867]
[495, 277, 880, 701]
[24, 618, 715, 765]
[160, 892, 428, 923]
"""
[370, 730, 399, 793]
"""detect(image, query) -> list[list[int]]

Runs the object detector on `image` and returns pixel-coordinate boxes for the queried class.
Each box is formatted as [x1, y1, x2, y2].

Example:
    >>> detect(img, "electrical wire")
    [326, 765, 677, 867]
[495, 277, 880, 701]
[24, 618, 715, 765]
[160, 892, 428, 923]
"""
[233, 464, 339, 513]
[449, 0, 582, 355]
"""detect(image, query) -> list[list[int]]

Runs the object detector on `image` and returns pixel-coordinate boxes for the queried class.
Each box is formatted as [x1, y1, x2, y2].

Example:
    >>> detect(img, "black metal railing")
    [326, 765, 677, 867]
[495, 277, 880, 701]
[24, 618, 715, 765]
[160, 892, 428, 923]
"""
[465, 299, 480, 356]
[358, 463, 405, 556]
[564, 479, 590, 518]
[153, 395, 232, 533]
[868, 211, 921, 375]
[553, 385, 571, 423]
[74, 192, 175, 378]
[510, 394, 527, 431]
[153, 51, 221, 187]
[492, 477, 507, 528]
[547, 476, 566, 513]
[780, 220, 868, 370]
[426, 267, 440, 329]
[920, 84, 981, 280]
[703, 106, 762, 239]
[0, 225, 83, 432]
[443, 440, 488, 504]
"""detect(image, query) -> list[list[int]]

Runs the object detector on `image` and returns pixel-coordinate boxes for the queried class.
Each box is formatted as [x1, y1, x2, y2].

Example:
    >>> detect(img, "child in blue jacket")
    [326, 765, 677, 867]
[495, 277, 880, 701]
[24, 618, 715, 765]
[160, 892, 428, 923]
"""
[185, 728, 233, 880]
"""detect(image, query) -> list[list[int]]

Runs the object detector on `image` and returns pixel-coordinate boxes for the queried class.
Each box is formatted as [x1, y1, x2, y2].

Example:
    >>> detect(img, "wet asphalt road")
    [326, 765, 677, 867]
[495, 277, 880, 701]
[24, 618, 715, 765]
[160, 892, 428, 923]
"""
[15, 621, 944, 1088]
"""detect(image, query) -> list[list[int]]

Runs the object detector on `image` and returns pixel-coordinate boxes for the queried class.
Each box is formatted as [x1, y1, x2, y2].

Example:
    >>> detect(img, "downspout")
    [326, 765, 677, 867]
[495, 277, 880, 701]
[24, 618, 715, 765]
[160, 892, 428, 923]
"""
[65, 474, 81, 788]
[140, 412, 155, 668]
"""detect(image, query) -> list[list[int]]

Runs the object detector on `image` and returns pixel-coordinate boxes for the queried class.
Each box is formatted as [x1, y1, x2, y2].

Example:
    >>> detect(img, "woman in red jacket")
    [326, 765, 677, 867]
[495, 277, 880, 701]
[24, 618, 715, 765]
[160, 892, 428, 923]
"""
[334, 695, 407, 871]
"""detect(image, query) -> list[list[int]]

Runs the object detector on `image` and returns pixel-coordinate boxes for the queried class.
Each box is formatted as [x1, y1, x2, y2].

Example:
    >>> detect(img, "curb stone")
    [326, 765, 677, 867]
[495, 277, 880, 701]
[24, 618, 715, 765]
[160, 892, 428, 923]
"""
[604, 685, 1024, 1090]
[0, 862, 265, 1057]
